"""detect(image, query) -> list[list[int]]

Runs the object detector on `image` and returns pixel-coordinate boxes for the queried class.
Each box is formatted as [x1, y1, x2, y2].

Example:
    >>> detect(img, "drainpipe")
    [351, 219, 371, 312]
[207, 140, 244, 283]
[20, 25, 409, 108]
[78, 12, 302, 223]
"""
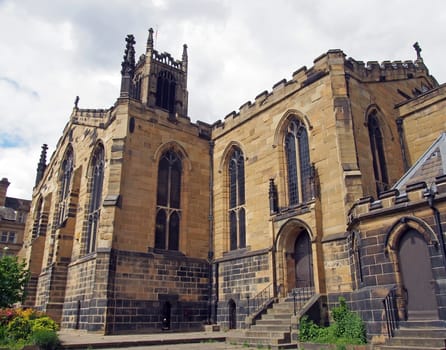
[426, 183, 446, 267]
[207, 141, 215, 324]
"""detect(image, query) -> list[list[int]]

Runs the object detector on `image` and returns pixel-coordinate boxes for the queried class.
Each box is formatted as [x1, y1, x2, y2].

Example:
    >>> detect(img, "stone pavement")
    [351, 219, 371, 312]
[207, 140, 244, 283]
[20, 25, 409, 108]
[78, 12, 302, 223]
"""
[58, 329, 256, 349]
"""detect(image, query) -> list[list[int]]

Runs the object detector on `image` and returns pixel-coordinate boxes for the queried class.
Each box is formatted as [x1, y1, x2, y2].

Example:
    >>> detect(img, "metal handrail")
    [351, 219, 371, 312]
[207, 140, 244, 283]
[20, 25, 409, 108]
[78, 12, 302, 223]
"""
[291, 285, 315, 315]
[247, 282, 274, 316]
[383, 286, 399, 338]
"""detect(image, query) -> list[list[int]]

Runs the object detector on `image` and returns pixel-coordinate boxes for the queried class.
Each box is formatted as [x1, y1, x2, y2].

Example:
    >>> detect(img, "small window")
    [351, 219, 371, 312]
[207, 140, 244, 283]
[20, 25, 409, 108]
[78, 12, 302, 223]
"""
[1, 231, 15, 243]
[129, 117, 135, 133]
[7, 232, 16, 243]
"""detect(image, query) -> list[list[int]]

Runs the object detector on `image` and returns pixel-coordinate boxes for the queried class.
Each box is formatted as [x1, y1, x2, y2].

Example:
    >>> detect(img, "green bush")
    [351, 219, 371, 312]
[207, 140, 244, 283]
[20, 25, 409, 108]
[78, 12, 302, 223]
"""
[31, 329, 60, 350]
[7, 316, 32, 341]
[0, 309, 60, 350]
[299, 297, 366, 345]
[31, 316, 59, 332]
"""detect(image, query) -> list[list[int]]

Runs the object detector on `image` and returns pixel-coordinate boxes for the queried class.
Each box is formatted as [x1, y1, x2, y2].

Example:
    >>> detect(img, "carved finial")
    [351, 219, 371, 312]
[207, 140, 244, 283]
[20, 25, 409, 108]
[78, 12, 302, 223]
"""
[121, 34, 136, 76]
[74, 96, 79, 109]
[182, 44, 188, 62]
[35, 144, 48, 187]
[120, 34, 136, 98]
[147, 28, 154, 51]
[413, 42, 422, 60]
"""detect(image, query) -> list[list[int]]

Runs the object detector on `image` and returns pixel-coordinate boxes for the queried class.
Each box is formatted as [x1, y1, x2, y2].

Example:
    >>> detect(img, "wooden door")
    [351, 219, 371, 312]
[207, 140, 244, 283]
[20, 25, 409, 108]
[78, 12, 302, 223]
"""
[294, 232, 314, 289]
[399, 230, 438, 319]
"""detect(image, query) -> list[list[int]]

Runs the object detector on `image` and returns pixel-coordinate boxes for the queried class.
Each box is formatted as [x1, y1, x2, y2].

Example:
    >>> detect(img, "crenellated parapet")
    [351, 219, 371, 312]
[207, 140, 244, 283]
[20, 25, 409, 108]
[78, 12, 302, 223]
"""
[212, 48, 437, 136]
[345, 57, 431, 83]
[348, 175, 446, 224]
[70, 107, 114, 128]
[151, 50, 183, 70]
[212, 51, 339, 134]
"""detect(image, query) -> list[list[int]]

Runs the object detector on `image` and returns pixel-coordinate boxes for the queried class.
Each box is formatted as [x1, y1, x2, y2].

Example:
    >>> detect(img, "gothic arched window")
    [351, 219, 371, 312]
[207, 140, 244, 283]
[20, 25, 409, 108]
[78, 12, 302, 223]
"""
[58, 147, 74, 226]
[86, 145, 105, 254]
[155, 150, 182, 250]
[228, 147, 246, 250]
[368, 112, 388, 194]
[285, 118, 312, 206]
[156, 70, 176, 113]
[350, 231, 363, 289]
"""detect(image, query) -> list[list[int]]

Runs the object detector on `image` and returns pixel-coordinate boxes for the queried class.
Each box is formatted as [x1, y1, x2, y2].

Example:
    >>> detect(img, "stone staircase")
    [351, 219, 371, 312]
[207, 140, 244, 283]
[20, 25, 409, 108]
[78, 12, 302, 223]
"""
[226, 299, 297, 349]
[376, 320, 446, 350]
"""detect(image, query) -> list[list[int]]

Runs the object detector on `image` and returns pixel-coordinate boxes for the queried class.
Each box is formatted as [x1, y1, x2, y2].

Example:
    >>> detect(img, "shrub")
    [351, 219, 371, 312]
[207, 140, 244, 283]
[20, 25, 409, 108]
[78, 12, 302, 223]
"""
[331, 298, 366, 344]
[299, 297, 366, 345]
[7, 316, 32, 341]
[0, 308, 59, 350]
[31, 316, 59, 332]
[0, 308, 16, 326]
[31, 329, 60, 350]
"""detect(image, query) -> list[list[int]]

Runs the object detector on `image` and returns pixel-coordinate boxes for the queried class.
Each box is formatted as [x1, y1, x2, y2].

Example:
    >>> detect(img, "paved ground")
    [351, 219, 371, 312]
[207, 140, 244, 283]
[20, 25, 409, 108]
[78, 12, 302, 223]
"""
[99, 343, 251, 350]
[58, 330, 256, 350]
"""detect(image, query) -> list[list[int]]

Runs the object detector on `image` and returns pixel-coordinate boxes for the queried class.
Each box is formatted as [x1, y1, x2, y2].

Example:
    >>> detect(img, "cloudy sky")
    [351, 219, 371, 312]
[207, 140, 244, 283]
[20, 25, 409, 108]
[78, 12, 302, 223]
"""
[1, 0, 445, 199]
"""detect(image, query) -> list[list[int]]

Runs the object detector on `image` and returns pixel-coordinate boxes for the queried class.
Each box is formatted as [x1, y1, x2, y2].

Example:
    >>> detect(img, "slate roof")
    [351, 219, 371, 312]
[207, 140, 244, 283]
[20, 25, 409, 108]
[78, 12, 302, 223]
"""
[393, 132, 446, 191]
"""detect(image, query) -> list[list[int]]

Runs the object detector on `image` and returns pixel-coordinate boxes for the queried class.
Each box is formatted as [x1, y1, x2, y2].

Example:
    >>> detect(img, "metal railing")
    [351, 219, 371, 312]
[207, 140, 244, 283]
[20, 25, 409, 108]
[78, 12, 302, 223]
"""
[383, 286, 399, 338]
[291, 285, 315, 315]
[247, 282, 274, 317]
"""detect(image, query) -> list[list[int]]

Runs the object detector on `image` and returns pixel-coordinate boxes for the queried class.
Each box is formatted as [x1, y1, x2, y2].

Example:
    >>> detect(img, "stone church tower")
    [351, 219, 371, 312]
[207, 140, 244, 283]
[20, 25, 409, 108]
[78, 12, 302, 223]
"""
[22, 29, 212, 333]
[21, 30, 446, 344]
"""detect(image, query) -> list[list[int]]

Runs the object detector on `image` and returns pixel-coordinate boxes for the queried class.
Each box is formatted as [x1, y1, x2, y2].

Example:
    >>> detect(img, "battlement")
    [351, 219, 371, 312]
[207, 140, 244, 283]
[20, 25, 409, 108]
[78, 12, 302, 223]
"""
[348, 175, 446, 223]
[211, 48, 434, 136]
[212, 50, 340, 135]
[151, 50, 182, 70]
[345, 57, 429, 82]
[70, 107, 114, 127]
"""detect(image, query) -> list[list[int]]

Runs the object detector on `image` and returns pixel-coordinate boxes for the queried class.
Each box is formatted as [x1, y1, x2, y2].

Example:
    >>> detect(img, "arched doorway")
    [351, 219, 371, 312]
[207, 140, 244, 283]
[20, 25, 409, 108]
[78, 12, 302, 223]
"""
[294, 232, 314, 289]
[398, 229, 438, 320]
[228, 299, 236, 329]
[161, 301, 171, 330]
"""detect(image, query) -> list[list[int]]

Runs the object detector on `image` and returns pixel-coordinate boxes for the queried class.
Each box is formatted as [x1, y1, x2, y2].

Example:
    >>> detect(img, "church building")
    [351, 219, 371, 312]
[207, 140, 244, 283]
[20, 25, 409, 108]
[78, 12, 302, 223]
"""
[20, 29, 446, 344]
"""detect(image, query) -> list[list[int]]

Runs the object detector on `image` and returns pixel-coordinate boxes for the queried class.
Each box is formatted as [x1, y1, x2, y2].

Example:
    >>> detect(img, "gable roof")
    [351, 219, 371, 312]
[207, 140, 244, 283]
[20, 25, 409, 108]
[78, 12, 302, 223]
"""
[393, 132, 446, 191]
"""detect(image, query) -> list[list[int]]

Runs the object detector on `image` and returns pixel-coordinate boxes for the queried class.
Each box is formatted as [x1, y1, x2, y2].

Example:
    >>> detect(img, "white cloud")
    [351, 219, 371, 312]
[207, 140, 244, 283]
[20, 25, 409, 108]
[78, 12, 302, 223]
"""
[0, 0, 445, 199]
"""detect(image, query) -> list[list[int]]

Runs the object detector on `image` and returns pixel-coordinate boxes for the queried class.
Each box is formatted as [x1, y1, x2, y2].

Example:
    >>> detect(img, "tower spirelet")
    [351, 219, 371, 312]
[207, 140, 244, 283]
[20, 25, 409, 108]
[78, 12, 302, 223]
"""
[120, 34, 136, 98]
[35, 144, 48, 187]
[146, 28, 154, 52]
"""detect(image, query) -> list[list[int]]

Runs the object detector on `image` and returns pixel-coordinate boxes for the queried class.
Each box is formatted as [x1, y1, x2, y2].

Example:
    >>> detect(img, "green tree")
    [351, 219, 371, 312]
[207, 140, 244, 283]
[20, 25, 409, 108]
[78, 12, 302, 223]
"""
[0, 255, 30, 307]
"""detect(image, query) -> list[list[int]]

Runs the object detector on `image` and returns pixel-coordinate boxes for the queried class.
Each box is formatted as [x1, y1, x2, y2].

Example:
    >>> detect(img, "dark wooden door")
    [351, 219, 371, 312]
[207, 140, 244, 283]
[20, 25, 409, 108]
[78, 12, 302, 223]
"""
[399, 229, 438, 319]
[294, 232, 313, 288]
[161, 301, 171, 329]
[228, 300, 236, 329]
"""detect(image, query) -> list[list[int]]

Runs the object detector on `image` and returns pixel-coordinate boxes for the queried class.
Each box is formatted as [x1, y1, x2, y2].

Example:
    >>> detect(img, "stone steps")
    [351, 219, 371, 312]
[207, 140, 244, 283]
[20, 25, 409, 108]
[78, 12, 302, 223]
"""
[227, 300, 296, 349]
[376, 323, 446, 350]
[247, 324, 291, 332]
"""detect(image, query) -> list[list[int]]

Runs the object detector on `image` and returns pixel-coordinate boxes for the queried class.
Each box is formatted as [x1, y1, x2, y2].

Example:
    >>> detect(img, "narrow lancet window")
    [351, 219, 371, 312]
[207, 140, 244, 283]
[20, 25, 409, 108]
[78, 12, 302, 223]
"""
[285, 118, 312, 206]
[368, 112, 388, 194]
[58, 148, 74, 226]
[155, 150, 182, 250]
[228, 147, 246, 250]
[86, 145, 105, 254]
